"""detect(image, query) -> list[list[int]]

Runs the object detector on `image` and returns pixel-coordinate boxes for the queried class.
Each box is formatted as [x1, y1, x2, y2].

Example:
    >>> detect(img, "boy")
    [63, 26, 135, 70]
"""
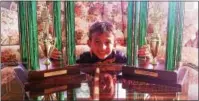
[51, 21, 125, 100]
[76, 21, 124, 100]
[76, 21, 127, 64]
[51, 21, 149, 63]
[51, 21, 150, 100]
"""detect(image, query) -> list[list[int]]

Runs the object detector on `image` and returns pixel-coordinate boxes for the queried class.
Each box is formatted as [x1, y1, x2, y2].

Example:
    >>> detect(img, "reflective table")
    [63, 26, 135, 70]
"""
[24, 59, 185, 101]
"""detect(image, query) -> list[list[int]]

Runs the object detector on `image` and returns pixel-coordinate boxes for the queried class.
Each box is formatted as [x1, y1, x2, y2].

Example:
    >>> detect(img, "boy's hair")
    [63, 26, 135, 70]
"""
[88, 21, 114, 40]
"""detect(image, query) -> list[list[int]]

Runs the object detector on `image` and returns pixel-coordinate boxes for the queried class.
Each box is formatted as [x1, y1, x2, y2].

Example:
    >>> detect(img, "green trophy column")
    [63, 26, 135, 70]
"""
[54, 1, 62, 50]
[65, 1, 76, 101]
[53, 1, 65, 100]
[126, 1, 135, 101]
[66, 1, 75, 65]
[133, 1, 140, 67]
[127, 1, 134, 66]
[139, 1, 148, 47]
[18, 1, 28, 69]
[26, 1, 40, 100]
[26, 1, 39, 71]
[137, 2, 148, 100]
[166, 2, 177, 71]
[174, 2, 184, 69]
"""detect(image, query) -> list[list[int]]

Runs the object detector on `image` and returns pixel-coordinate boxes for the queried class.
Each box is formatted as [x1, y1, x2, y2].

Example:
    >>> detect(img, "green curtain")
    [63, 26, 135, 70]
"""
[53, 1, 65, 100]
[18, 1, 28, 69]
[166, 2, 177, 71]
[65, 1, 76, 101]
[139, 1, 148, 48]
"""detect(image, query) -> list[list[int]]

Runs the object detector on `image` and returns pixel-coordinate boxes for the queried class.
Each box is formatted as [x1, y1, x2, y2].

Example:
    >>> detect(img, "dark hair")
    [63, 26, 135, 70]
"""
[88, 21, 114, 40]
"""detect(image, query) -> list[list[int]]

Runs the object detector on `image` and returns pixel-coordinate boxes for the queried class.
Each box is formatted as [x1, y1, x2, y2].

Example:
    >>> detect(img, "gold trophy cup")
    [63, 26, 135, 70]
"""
[39, 5, 56, 70]
[43, 36, 56, 70]
[149, 33, 161, 65]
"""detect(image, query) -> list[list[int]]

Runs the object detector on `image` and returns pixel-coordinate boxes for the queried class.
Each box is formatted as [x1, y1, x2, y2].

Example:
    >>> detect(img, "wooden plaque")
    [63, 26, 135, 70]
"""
[29, 84, 81, 97]
[25, 74, 86, 91]
[122, 66, 177, 84]
[28, 66, 80, 81]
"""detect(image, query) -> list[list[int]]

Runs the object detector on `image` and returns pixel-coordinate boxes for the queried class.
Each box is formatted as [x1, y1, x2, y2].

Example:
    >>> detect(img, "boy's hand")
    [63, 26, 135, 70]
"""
[138, 45, 151, 57]
[50, 48, 62, 60]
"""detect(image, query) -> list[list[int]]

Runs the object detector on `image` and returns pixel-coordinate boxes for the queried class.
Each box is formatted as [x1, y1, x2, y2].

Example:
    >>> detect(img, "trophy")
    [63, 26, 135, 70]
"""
[148, 29, 161, 65]
[43, 35, 56, 69]
[39, 5, 56, 70]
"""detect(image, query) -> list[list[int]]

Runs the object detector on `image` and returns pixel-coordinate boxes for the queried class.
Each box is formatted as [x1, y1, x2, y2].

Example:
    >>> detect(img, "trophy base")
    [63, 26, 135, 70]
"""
[43, 58, 51, 70]
[151, 58, 158, 65]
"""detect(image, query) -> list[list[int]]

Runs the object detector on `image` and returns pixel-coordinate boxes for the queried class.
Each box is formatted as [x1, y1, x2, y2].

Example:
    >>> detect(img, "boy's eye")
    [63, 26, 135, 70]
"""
[95, 40, 100, 43]
[105, 41, 111, 45]
[95, 40, 99, 43]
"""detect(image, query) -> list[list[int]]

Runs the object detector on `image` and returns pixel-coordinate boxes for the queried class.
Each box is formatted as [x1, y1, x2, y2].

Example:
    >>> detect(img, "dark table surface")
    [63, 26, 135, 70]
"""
[23, 58, 187, 101]
[1, 58, 191, 101]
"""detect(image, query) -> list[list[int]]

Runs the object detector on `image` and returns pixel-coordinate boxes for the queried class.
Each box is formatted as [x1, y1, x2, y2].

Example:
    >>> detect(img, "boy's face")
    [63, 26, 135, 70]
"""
[88, 32, 115, 59]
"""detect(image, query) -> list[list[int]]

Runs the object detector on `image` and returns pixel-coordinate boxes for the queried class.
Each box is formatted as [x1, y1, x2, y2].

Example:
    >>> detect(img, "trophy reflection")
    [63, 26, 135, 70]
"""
[149, 33, 161, 65]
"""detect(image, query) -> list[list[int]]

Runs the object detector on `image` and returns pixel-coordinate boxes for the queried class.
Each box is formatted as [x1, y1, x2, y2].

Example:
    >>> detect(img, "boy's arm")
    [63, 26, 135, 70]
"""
[138, 45, 151, 59]
[114, 45, 151, 64]
[50, 48, 62, 60]
[38, 44, 45, 58]
[76, 52, 91, 63]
